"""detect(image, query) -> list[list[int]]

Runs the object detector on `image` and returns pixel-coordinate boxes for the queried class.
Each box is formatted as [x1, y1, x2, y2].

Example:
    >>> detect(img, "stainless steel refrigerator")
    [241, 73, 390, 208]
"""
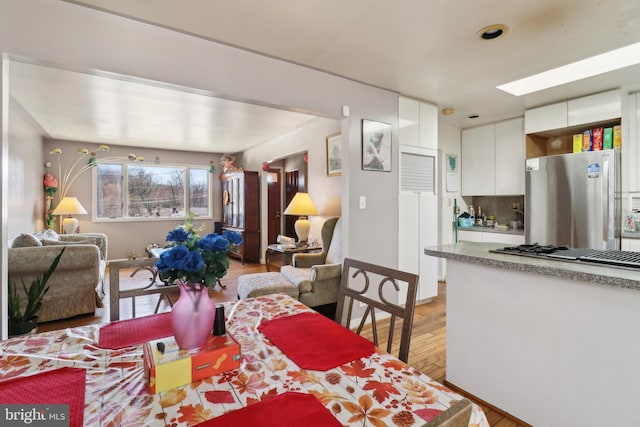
[525, 149, 620, 249]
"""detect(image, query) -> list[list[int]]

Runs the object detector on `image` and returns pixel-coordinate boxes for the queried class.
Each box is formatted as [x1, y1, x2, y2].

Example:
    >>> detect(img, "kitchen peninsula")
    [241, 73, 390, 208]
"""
[426, 242, 640, 427]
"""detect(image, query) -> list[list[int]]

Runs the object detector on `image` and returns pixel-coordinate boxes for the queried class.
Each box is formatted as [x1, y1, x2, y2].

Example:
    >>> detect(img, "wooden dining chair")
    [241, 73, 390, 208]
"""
[335, 257, 419, 363]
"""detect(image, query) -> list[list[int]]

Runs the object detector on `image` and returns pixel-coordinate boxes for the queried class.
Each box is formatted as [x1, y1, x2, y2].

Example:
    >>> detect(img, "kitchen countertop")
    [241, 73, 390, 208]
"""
[425, 242, 640, 291]
[457, 225, 524, 235]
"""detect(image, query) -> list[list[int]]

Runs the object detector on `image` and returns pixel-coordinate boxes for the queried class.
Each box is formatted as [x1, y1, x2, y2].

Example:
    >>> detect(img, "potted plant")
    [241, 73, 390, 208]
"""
[8, 247, 65, 336]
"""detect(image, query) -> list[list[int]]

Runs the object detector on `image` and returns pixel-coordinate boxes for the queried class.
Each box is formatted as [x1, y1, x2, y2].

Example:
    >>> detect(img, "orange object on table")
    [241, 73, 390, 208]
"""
[143, 333, 241, 393]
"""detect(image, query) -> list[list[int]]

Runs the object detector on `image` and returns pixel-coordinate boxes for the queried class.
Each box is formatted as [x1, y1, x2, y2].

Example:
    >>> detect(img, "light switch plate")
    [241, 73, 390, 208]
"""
[359, 196, 366, 209]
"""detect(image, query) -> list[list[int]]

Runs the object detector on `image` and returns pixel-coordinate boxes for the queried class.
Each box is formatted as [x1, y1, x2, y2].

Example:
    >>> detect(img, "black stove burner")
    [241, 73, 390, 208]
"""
[501, 244, 569, 255]
[493, 244, 640, 270]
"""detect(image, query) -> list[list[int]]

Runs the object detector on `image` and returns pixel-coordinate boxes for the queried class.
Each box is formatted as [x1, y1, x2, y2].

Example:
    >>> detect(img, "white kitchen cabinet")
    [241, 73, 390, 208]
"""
[398, 147, 438, 301]
[419, 102, 438, 150]
[457, 229, 482, 242]
[399, 96, 438, 150]
[567, 90, 621, 126]
[524, 102, 568, 134]
[524, 90, 621, 134]
[398, 95, 439, 301]
[482, 232, 525, 245]
[399, 96, 419, 146]
[621, 238, 640, 251]
[624, 93, 640, 192]
[461, 118, 524, 196]
[457, 229, 524, 245]
[461, 124, 495, 195]
[495, 117, 525, 195]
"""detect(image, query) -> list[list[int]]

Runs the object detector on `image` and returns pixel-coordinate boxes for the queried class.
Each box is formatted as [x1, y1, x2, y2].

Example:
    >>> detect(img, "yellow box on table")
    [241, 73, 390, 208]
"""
[143, 334, 241, 393]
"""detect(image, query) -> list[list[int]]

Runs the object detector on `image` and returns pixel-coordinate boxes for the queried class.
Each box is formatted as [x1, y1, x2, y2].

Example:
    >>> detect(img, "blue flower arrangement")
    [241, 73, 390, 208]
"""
[156, 213, 242, 288]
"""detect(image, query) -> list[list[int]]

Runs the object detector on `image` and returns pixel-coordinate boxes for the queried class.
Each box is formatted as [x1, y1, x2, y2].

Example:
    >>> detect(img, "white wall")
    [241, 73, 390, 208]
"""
[7, 104, 44, 238]
[0, 0, 401, 336]
[242, 117, 342, 256]
[437, 124, 464, 280]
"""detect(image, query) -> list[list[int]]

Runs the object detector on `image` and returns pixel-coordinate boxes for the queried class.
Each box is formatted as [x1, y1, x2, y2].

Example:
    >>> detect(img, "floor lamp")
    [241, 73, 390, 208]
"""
[51, 196, 88, 234]
[283, 192, 318, 246]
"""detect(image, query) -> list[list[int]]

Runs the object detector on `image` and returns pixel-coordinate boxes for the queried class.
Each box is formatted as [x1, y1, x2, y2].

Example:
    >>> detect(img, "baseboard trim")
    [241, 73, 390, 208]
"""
[443, 380, 532, 427]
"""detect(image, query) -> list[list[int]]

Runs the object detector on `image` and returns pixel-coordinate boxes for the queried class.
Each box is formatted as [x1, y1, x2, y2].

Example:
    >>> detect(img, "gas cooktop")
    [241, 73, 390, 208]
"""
[490, 244, 640, 269]
[497, 244, 569, 255]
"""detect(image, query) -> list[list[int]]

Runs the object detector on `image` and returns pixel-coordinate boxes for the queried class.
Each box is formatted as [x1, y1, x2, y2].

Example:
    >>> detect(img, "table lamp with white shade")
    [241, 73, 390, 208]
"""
[51, 196, 87, 234]
[283, 192, 318, 246]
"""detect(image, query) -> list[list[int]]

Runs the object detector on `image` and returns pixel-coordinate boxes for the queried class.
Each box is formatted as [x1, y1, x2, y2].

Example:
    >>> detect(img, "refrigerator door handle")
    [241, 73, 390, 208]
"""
[603, 158, 612, 244]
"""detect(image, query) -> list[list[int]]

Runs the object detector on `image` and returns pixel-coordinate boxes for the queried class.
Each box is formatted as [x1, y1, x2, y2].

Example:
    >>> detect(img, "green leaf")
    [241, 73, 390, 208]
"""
[9, 247, 65, 325]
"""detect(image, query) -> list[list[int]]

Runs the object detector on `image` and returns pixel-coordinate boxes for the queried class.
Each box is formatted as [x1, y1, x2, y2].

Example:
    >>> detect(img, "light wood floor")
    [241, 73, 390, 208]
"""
[38, 259, 527, 426]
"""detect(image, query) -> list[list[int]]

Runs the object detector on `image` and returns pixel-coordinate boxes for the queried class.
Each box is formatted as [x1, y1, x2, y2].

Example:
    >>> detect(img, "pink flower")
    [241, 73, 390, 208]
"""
[43, 173, 58, 189]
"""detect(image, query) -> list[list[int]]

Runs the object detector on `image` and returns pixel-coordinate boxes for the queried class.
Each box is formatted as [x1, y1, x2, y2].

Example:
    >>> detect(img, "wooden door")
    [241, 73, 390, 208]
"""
[267, 178, 281, 244]
[284, 170, 299, 238]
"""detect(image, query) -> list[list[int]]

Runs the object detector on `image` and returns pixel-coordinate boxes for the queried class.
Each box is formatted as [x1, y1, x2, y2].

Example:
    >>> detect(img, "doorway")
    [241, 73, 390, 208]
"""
[266, 172, 281, 244]
[284, 170, 300, 238]
[265, 153, 307, 244]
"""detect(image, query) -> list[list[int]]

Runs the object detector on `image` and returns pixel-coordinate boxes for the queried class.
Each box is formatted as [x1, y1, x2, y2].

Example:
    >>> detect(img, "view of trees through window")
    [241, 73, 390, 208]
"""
[96, 163, 210, 219]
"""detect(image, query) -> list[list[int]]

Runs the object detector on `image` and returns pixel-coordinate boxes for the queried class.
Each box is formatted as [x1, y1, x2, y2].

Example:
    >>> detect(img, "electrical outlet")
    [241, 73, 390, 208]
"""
[359, 196, 366, 209]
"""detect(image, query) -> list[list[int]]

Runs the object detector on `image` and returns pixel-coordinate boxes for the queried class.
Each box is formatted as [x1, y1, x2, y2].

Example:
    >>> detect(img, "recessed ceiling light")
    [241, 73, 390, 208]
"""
[477, 24, 508, 40]
[468, 114, 479, 119]
[497, 40, 640, 96]
[442, 108, 455, 115]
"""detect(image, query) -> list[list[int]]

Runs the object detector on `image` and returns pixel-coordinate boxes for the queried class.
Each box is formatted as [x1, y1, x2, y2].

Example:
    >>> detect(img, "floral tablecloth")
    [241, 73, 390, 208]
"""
[0, 294, 489, 426]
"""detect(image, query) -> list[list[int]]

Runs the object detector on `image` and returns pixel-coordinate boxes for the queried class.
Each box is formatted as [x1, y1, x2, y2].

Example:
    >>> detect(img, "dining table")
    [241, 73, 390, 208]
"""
[0, 294, 489, 426]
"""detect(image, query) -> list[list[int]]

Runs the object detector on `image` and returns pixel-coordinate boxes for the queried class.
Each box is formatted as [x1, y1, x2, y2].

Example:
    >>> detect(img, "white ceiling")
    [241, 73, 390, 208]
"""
[11, 0, 640, 153]
[9, 61, 318, 153]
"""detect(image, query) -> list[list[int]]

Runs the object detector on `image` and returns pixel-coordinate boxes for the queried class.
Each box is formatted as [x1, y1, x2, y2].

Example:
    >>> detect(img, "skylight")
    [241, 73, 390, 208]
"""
[497, 41, 640, 96]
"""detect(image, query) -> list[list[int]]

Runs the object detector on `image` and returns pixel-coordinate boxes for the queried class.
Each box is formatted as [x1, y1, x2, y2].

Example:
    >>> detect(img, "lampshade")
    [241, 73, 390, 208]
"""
[284, 193, 318, 244]
[283, 193, 318, 216]
[52, 197, 88, 215]
[51, 197, 87, 234]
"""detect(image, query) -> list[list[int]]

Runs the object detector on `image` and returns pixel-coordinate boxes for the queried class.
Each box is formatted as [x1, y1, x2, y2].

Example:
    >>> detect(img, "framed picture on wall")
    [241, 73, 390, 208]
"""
[326, 132, 342, 176]
[362, 119, 392, 172]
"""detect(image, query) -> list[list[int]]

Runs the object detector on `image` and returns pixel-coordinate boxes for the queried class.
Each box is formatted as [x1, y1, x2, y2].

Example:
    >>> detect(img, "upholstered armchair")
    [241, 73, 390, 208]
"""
[280, 217, 342, 311]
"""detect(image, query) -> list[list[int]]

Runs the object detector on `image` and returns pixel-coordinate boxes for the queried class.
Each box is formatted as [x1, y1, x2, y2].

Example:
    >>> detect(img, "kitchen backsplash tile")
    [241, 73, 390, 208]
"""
[463, 195, 524, 226]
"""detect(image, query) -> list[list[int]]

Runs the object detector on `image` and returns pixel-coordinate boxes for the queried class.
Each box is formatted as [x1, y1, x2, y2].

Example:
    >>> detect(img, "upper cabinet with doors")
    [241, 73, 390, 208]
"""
[525, 90, 621, 134]
[461, 117, 525, 196]
[461, 124, 495, 195]
[495, 118, 525, 195]
[399, 96, 438, 150]
[524, 90, 622, 159]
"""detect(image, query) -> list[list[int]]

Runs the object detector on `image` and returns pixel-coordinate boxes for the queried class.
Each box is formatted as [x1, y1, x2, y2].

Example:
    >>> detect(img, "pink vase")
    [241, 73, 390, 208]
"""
[171, 282, 215, 350]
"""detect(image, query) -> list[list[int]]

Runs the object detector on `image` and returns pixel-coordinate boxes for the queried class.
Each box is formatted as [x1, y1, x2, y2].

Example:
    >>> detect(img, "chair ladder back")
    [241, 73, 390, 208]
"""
[336, 258, 419, 363]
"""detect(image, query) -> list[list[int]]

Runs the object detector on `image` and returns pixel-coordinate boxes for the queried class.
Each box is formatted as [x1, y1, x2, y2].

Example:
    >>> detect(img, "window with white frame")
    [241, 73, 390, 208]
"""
[95, 163, 210, 220]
